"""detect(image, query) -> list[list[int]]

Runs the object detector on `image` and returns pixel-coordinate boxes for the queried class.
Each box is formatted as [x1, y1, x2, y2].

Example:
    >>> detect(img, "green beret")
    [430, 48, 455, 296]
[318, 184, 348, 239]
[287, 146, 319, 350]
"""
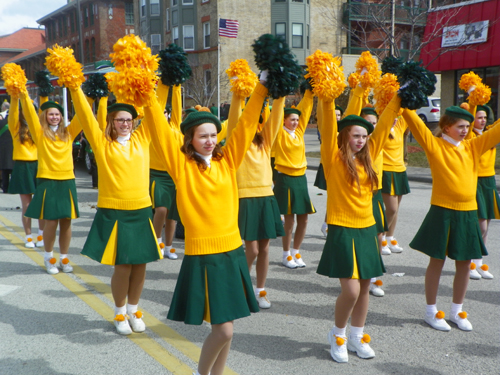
[335, 105, 344, 115]
[476, 105, 491, 118]
[284, 108, 301, 117]
[107, 103, 138, 119]
[180, 111, 222, 135]
[444, 106, 474, 123]
[40, 101, 63, 115]
[184, 108, 198, 115]
[338, 114, 374, 135]
[360, 107, 378, 118]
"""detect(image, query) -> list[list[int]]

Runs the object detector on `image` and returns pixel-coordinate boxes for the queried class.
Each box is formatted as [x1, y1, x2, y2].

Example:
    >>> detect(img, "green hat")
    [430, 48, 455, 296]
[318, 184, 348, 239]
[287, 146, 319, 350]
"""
[284, 108, 301, 117]
[338, 114, 374, 135]
[444, 106, 474, 123]
[107, 103, 138, 119]
[335, 105, 344, 115]
[180, 111, 222, 135]
[360, 107, 378, 118]
[40, 101, 63, 115]
[184, 108, 198, 115]
[476, 104, 491, 118]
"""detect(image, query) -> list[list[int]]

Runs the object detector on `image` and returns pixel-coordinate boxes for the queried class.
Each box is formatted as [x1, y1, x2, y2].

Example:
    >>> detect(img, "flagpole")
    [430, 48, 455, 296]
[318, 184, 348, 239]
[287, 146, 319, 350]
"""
[217, 14, 220, 119]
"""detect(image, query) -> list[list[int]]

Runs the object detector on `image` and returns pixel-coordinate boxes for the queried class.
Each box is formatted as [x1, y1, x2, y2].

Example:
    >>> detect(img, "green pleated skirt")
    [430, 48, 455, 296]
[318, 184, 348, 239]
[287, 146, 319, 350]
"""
[82, 207, 162, 265]
[150, 169, 180, 221]
[372, 190, 388, 233]
[25, 178, 79, 220]
[314, 163, 327, 191]
[409, 205, 487, 261]
[382, 171, 411, 196]
[317, 224, 385, 280]
[270, 157, 279, 183]
[476, 176, 500, 220]
[238, 195, 285, 241]
[8, 160, 37, 195]
[273, 173, 316, 215]
[167, 246, 259, 325]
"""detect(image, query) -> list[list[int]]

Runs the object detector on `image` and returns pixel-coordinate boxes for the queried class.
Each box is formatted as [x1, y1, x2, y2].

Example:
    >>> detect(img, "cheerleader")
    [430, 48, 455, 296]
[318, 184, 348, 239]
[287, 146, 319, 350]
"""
[403, 106, 500, 331]
[227, 91, 286, 309]
[20, 94, 80, 275]
[7, 97, 45, 247]
[273, 90, 316, 269]
[69, 86, 163, 335]
[469, 105, 498, 280]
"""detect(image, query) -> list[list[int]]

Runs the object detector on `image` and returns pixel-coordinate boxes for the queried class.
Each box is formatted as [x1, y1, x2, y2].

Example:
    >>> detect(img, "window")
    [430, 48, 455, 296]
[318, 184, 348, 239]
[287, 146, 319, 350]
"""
[172, 10, 178, 25]
[55, 21, 59, 38]
[275, 0, 286, 2]
[151, 34, 161, 54]
[59, 17, 64, 38]
[84, 6, 89, 27]
[205, 70, 211, 95]
[91, 38, 96, 62]
[70, 12, 75, 33]
[173, 26, 179, 45]
[166, 8, 171, 31]
[183, 25, 194, 50]
[275, 22, 286, 39]
[203, 22, 210, 49]
[125, 3, 134, 25]
[85, 39, 90, 62]
[182, 0, 193, 4]
[292, 23, 303, 48]
[202, 0, 209, 3]
[89, 3, 94, 26]
[151, 0, 160, 15]
[141, 0, 146, 17]
[172, 0, 178, 5]
[292, 0, 303, 2]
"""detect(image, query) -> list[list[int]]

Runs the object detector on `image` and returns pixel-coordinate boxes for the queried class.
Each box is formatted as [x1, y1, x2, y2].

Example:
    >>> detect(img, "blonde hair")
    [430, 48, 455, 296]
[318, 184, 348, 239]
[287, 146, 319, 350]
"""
[39, 108, 69, 142]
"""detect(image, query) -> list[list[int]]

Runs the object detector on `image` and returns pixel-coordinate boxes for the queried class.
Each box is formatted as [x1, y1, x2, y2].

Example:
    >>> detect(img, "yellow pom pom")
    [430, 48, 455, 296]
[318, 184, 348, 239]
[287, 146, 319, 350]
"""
[61, 258, 70, 265]
[391, 239, 398, 245]
[458, 72, 482, 93]
[435, 311, 445, 319]
[110, 34, 159, 73]
[381, 240, 388, 247]
[373, 73, 400, 116]
[159, 243, 165, 249]
[134, 311, 143, 319]
[1, 63, 28, 97]
[49, 257, 57, 265]
[37, 235, 43, 241]
[27, 237, 33, 242]
[226, 59, 259, 98]
[374, 280, 383, 286]
[295, 253, 302, 259]
[355, 51, 381, 89]
[361, 334, 371, 344]
[195, 105, 202, 110]
[114, 314, 126, 322]
[305, 50, 346, 101]
[348, 72, 360, 89]
[468, 83, 491, 106]
[169, 248, 176, 254]
[458, 311, 467, 319]
[336, 336, 345, 346]
[470, 263, 476, 270]
[460, 102, 470, 110]
[45, 44, 84, 89]
[480, 264, 489, 271]
[106, 67, 158, 108]
[259, 290, 267, 298]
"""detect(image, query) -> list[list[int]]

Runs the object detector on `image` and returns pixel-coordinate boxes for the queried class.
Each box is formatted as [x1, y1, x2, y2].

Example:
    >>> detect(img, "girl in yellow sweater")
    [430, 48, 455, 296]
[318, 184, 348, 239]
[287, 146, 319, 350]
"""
[21, 96, 81, 275]
[7, 97, 45, 248]
[403, 106, 500, 332]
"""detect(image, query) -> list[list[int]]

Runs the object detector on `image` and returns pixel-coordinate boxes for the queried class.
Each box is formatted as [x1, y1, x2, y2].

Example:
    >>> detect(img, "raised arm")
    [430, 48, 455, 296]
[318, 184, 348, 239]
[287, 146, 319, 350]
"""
[69, 87, 104, 151]
[402, 108, 438, 154]
[295, 89, 314, 136]
[319, 98, 338, 174]
[7, 97, 20, 137]
[156, 81, 170, 112]
[261, 96, 285, 150]
[20, 91, 42, 144]
[344, 85, 365, 117]
[470, 117, 500, 155]
[96, 96, 108, 131]
[226, 93, 245, 141]
[368, 95, 401, 158]
[170, 84, 182, 131]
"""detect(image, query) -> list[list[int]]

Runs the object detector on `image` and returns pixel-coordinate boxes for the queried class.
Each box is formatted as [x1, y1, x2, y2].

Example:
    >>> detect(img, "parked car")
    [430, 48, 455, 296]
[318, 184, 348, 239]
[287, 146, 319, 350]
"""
[416, 97, 441, 124]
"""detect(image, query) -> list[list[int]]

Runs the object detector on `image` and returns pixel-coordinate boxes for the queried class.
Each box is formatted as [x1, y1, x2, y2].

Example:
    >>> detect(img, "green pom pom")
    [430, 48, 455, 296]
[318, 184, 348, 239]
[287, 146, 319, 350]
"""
[158, 44, 192, 86]
[252, 34, 302, 99]
[299, 74, 313, 95]
[82, 74, 109, 99]
[381, 56, 403, 75]
[34, 70, 54, 97]
[397, 61, 437, 110]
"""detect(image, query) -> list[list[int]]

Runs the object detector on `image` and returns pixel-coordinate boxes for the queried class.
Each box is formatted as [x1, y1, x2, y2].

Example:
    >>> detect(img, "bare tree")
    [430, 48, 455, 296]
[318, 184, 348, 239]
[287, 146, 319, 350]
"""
[184, 66, 218, 107]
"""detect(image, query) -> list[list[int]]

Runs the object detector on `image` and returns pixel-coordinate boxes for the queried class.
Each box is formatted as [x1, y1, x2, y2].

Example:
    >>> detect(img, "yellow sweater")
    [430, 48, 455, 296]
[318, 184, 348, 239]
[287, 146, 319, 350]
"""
[227, 93, 285, 198]
[21, 92, 80, 180]
[150, 82, 173, 172]
[403, 109, 500, 211]
[274, 90, 314, 176]
[471, 129, 497, 177]
[70, 87, 152, 210]
[382, 116, 407, 172]
[145, 83, 268, 255]
[8, 98, 37, 161]
[321, 95, 401, 228]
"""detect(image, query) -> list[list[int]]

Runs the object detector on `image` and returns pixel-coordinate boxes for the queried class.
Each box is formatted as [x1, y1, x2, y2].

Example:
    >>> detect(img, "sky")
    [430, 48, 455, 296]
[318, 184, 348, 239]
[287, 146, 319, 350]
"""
[0, 0, 68, 36]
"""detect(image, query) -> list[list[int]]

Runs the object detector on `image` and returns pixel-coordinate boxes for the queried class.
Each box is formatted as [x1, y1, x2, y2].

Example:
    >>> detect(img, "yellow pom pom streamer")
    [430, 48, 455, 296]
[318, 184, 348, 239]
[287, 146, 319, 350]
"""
[458, 72, 482, 93]
[110, 34, 159, 73]
[348, 72, 360, 89]
[373, 73, 400, 116]
[226, 59, 259, 98]
[468, 83, 491, 106]
[305, 50, 346, 101]
[361, 334, 371, 344]
[355, 51, 381, 89]
[106, 67, 158, 108]
[1, 63, 28, 97]
[45, 44, 84, 89]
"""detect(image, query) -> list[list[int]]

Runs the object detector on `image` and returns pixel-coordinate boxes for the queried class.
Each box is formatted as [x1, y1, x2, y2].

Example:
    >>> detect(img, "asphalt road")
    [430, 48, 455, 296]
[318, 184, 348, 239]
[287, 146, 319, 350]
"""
[1, 150, 499, 375]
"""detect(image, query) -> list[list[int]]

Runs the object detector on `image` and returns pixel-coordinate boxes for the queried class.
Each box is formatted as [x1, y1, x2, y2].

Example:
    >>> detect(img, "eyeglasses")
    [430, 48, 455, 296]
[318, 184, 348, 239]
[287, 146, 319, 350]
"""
[114, 118, 133, 125]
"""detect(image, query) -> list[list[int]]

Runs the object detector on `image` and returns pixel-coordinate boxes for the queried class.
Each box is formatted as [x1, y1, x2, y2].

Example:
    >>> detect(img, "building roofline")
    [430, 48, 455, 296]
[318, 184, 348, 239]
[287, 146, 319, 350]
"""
[37, 1, 82, 24]
[430, 0, 490, 12]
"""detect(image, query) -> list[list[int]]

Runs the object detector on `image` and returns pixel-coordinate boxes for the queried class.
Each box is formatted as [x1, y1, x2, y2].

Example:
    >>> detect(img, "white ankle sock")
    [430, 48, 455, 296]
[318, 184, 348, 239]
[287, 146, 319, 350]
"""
[44, 251, 53, 260]
[370, 277, 376, 283]
[165, 245, 172, 252]
[473, 259, 482, 267]
[386, 236, 394, 242]
[115, 305, 127, 316]
[255, 287, 265, 294]
[38, 229, 44, 236]
[291, 248, 300, 256]
[426, 304, 438, 315]
[127, 303, 138, 314]
[333, 326, 346, 337]
[283, 251, 291, 258]
[157, 237, 163, 244]
[26, 234, 33, 241]
[450, 302, 463, 316]
[350, 325, 364, 337]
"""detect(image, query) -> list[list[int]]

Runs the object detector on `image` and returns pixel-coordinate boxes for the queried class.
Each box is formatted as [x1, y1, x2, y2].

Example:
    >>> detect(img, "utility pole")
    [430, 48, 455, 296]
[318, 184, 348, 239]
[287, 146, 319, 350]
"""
[390, 0, 395, 56]
[76, 0, 85, 64]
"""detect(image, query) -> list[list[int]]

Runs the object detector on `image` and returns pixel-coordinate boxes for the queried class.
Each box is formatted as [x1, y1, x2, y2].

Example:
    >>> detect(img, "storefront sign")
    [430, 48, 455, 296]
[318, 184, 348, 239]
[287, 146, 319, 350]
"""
[441, 20, 489, 47]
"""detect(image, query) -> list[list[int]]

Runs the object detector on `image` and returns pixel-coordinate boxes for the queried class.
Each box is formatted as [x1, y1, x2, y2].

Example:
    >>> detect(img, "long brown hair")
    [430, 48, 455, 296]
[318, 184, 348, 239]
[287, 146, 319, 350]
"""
[39, 108, 69, 142]
[17, 109, 34, 145]
[433, 114, 462, 138]
[252, 132, 265, 150]
[104, 111, 139, 142]
[180, 125, 224, 171]
[338, 126, 378, 193]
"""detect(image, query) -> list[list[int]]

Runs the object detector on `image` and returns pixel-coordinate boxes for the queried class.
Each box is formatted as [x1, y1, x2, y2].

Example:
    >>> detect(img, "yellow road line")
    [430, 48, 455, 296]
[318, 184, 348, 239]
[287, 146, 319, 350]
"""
[0, 214, 238, 375]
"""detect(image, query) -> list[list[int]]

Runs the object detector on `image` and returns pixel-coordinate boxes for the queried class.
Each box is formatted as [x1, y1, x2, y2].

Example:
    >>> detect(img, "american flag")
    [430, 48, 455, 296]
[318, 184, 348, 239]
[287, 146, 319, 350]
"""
[219, 19, 239, 38]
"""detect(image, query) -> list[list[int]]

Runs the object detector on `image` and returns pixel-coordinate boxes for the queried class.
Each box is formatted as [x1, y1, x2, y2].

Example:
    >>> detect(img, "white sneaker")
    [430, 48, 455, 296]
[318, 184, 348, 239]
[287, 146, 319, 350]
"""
[380, 240, 391, 255]
[25, 237, 35, 248]
[44, 258, 59, 275]
[129, 311, 146, 332]
[165, 247, 178, 260]
[292, 252, 306, 268]
[282, 255, 298, 269]
[449, 311, 472, 331]
[256, 290, 271, 309]
[35, 235, 44, 248]
[369, 281, 385, 297]
[424, 311, 451, 331]
[321, 222, 328, 237]
[328, 329, 348, 363]
[469, 268, 481, 280]
[347, 334, 375, 359]
[114, 314, 132, 335]
[388, 238, 403, 253]
[59, 258, 73, 273]
[477, 265, 493, 279]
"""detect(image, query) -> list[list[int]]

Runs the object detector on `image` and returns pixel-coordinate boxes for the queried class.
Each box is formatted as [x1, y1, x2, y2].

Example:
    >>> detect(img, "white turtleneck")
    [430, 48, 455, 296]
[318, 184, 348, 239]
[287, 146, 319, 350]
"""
[195, 152, 212, 168]
[49, 125, 59, 132]
[442, 133, 461, 147]
[116, 133, 131, 146]
[283, 126, 296, 139]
